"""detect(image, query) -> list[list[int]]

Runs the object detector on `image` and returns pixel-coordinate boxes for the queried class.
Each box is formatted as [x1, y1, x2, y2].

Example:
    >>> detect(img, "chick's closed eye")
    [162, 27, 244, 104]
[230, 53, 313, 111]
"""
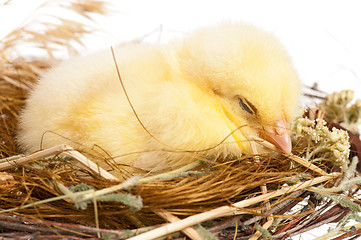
[17, 22, 301, 175]
[239, 96, 258, 115]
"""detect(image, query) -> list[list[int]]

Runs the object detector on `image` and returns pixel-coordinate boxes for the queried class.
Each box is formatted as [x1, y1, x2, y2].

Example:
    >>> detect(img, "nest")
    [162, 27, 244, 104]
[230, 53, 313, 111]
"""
[1, 1, 361, 239]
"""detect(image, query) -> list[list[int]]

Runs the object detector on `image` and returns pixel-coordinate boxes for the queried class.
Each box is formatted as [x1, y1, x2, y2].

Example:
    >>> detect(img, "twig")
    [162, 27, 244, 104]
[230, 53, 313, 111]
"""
[207, 215, 243, 233]
[206, 191, 306, 238]
[272, 191, 310, 216]
[275, 210, 326, 239]
[308, 204, 350, 226]
[249, 219, 273, 240]
[0, 214, 158, 239]
[273, 192, 317, 237]
[156, 210, 203, 240]
[128, 172, 340, 240]
[289, 211, 343, 238]
[330, 228, 361, 240]
[303, 93, 326, 100]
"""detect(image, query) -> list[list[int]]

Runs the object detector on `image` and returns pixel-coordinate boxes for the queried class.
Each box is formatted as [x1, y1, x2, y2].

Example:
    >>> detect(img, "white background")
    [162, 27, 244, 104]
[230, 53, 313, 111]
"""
[2, 0, 361, 98]
[1, 0, 360, 239]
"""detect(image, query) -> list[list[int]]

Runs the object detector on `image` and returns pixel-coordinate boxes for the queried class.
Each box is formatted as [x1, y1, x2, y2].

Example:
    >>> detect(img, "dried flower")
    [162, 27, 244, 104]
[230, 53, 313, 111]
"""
[319, 90, 361, 134]
[292, 117, 350, 165]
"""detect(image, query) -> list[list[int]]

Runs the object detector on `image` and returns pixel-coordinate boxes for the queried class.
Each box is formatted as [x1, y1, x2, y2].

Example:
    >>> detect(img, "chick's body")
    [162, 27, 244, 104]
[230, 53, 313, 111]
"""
[18, 22, 301, 173]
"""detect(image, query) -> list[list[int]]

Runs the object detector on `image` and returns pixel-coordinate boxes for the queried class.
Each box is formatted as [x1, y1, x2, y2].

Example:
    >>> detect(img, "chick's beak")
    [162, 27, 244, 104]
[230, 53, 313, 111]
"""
[261, 117, 292, 154]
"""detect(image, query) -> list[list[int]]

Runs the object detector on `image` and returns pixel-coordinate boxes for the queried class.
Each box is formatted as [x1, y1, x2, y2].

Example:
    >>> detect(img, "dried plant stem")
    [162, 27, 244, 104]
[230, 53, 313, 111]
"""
[313, 222, 361, 240]
[249, 206, 273, 240]
[0, 146, 62, 170]
[251, 136, 328, 176]
[287, 154, 328, 176]
[249, 219, 273, 240]
[2, 75, 31, 91]
[156, 210, 203, 240]
[249, 140, 273, 240]
[62, 146, 118, 181]
[330, 228, 361, 240]
[308, 107, 325, 120]
[0, 214, 158, 238]
[287, 211, 343, 238]
[251, 136, 278, 151]
[0, 154, 24, 164]
[128, 172, 340, 240]
[92, 193, 101, 238]
[0, 144, 118, 180]
[0, 192, 72, 214]
[249, 141, 270, 205]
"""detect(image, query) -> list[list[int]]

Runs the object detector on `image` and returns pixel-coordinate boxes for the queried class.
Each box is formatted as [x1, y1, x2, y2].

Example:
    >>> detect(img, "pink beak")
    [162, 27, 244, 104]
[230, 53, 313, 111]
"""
[261, 117, 292, 154]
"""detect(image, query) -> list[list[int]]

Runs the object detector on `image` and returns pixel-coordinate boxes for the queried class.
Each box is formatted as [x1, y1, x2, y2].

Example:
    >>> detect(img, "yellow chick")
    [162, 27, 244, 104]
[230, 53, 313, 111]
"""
[17, 22, 300, 173]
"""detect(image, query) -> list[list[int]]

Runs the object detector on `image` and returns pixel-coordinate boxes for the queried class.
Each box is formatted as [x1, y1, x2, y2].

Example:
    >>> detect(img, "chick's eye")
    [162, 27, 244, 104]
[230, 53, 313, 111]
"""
[239, 96, 258, 115]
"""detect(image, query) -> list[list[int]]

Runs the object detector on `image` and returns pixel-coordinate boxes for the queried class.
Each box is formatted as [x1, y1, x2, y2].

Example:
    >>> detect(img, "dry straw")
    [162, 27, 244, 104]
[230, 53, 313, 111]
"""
[1, 1, 361, 239]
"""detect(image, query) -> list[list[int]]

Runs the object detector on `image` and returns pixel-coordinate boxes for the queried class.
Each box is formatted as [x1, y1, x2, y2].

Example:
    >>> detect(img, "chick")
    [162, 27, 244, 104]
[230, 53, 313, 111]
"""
[17, 22, 301, 173]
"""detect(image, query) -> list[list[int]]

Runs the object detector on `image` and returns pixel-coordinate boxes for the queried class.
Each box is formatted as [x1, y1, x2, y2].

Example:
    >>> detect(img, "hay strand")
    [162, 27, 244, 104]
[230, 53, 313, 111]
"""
[287, 154, 328, 176]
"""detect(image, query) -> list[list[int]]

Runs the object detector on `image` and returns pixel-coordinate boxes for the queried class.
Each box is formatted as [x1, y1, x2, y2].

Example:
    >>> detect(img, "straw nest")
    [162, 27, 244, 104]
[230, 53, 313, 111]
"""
[1, 1, 361, 239]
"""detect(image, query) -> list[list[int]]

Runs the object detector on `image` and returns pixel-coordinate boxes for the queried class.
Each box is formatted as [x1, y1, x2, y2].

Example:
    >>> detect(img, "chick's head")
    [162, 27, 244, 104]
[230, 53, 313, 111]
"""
[176, 22, 301, 153]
